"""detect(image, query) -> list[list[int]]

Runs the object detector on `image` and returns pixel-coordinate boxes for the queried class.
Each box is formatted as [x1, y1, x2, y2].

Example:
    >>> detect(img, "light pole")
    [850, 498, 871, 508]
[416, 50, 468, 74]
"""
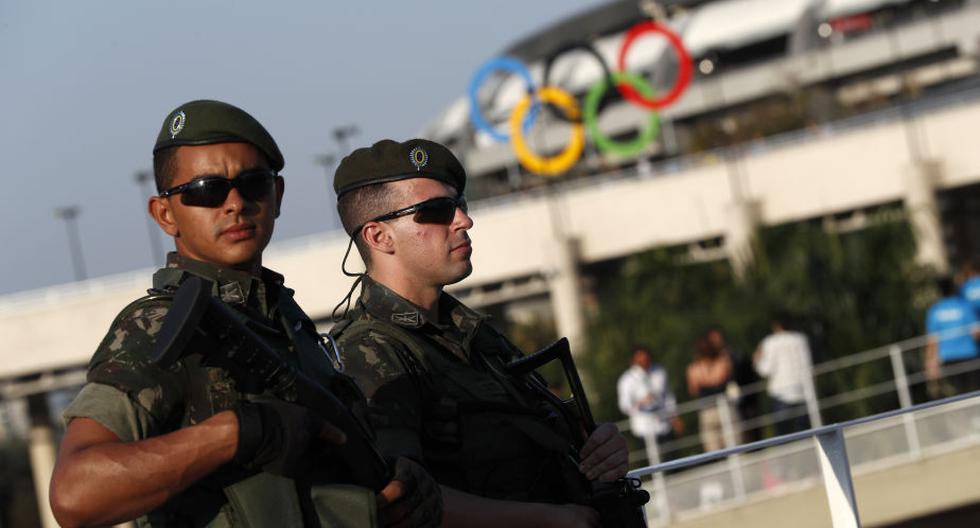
[319, 124, 358, 232]
[134, 170, 165, 265]
[315, 153, 337, 173]
[54, 206, 86, 281]
[315, 153, 340, 230]
[332, 125, 359, 155]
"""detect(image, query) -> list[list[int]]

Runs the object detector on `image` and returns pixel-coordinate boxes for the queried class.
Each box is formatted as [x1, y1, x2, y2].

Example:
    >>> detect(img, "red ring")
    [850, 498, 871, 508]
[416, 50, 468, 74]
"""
[615, 21, 693, 110]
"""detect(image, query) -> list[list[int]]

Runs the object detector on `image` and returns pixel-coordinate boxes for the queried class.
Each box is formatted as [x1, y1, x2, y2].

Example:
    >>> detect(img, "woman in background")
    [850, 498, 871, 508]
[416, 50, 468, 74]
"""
[686, 336, 734, 452]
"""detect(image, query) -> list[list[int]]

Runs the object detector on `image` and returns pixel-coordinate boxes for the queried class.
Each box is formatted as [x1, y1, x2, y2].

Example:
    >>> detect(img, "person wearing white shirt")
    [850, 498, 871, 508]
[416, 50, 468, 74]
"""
[754, 315, 814, 436]
[617, 347, 682, 449]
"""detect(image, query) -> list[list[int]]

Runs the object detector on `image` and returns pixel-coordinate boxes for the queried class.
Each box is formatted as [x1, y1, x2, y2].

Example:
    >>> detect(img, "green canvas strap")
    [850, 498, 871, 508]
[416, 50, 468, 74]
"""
[277, 293, 343, 380]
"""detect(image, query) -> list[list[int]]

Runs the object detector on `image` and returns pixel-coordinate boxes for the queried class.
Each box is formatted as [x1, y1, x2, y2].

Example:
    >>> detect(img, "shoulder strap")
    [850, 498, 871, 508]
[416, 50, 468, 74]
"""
[111, 291, 175, 330]
[339, 317, 427, 369]
[277, 292, 346, 380]
[335, 317, 529, 407]
[110, 267, 198, 325]
[332, 317, 423, 353]
[327, 316, 356, 339]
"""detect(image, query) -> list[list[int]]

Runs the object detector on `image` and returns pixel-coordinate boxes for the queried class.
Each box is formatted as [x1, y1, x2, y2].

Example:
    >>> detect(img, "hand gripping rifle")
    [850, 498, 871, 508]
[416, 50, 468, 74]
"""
[506, 338, 650, 528]
[151, 275, 391, 491]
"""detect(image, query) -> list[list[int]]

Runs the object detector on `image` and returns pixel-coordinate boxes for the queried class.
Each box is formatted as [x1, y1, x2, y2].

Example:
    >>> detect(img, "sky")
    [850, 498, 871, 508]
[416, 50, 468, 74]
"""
[0, 0, 607, 296]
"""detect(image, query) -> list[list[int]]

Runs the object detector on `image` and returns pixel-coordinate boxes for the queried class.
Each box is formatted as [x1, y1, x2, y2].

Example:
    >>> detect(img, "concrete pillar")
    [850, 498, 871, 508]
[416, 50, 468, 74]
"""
[546, 235, 586, 357]
[903, 159, 949, 274]
[26, 393, 58, 528]
[724, 199, 760, 280]
[544, 235, 601, 403]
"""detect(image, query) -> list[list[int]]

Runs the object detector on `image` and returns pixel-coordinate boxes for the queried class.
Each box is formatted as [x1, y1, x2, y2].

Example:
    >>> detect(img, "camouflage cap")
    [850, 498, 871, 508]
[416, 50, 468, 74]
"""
[153, 100, 284, 172]
[333, 139, 465, 198]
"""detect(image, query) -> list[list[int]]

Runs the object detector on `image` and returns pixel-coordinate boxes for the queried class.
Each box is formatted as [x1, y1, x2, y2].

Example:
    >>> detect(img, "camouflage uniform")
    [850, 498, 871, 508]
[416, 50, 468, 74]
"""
[334, 276, 588, 504]
[64, 253, 377, 527]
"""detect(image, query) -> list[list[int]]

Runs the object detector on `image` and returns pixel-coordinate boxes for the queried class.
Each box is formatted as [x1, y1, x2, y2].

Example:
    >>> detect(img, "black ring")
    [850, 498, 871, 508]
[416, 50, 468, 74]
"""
[541, 41, 619, 124]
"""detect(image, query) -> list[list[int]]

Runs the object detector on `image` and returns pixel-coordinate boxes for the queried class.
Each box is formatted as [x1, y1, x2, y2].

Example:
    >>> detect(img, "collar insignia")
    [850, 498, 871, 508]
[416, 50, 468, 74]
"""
[392, 311, 420, 326]
[219, 282, 245, 304]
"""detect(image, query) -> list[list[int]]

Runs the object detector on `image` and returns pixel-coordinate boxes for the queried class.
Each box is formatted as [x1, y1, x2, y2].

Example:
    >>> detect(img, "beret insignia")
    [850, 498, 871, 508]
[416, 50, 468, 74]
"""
[409, 145, 428, 171]
[169, 110, 186, 139]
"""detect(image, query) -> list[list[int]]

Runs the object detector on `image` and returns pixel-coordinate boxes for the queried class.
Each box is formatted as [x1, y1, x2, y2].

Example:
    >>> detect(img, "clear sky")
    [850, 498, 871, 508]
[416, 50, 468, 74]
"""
[0, 0, 606, 296]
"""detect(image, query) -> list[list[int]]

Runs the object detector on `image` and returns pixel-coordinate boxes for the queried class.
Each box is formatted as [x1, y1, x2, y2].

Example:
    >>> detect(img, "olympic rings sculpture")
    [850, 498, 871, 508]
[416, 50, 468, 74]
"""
[467, 21, 692, 176]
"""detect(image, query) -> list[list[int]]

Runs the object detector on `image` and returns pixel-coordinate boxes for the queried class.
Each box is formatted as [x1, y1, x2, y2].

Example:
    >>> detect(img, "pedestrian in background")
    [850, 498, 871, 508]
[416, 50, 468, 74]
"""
[754, 313, 813, 436]
[707, 326, 762, 443]
[687, 336, 733, 452]
[925, 276, 980, 397]
[617, 346, 684, 456]
[958, 260, 980, 319]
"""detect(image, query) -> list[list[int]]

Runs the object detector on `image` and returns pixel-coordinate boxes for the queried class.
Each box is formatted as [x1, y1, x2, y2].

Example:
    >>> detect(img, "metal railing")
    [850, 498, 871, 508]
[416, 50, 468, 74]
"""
[619, 324, 980, 525]
[628, 390, 980, 528]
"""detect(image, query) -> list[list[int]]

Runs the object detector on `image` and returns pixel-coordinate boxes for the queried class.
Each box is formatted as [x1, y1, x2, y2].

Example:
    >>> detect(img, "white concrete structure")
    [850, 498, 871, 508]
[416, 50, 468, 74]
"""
[9, 0, 980, 382]
[4, 91, 980, 381]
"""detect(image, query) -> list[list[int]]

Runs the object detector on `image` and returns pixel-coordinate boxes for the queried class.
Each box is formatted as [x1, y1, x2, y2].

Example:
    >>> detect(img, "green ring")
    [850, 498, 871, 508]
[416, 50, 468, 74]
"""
[583, 72, 661, 158]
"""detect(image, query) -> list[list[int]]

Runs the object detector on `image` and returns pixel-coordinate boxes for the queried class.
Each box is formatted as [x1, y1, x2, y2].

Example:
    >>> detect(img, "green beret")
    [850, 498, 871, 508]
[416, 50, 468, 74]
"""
[333, 139, 465, 198]
[153, 100, 284, 172]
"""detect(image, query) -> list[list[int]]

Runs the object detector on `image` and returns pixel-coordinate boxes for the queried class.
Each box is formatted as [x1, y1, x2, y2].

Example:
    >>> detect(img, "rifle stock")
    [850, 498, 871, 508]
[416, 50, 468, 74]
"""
[151, 275, 391, 492]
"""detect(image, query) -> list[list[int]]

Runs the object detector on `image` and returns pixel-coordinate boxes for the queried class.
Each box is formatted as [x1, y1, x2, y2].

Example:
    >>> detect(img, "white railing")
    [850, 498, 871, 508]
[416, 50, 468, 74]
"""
[620, 324, 980, 525]
[628, 390, 980, 527]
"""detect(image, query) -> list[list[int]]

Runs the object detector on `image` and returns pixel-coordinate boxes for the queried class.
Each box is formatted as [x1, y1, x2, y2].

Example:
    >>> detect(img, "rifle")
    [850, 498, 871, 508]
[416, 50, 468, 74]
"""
[507, 338, 650, 528]
[151, 275, 391, 491]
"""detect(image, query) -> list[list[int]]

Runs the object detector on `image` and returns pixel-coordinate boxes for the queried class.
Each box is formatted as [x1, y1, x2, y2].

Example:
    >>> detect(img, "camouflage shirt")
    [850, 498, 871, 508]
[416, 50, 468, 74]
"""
[335, 276, 584, 503]
[66, 253, 295, 435]
[63, 253, 376, 527]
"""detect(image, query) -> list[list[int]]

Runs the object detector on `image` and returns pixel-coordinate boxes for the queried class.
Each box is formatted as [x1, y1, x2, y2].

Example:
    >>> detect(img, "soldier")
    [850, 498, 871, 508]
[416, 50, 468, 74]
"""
[49, 101, 441, 527]
[331, 139, 629, 528]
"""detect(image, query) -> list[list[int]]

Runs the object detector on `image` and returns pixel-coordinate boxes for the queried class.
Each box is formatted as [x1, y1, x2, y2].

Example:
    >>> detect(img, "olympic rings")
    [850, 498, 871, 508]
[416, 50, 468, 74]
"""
[615, 21, 692, 110]
[468, 57, 539, 142]
[584, 72, 660, 158]
[467, 21, 692, 175]
[542, 42, 616, 123]
[509, 87, 585, 177]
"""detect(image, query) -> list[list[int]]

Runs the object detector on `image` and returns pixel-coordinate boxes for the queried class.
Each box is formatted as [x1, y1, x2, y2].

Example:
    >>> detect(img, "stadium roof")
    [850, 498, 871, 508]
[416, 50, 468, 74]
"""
[500, 0, 914, 62]
[502, 0, 721, 62]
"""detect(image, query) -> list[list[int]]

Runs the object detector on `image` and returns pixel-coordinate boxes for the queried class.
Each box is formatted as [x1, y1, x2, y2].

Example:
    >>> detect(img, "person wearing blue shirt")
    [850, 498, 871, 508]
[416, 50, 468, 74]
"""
[925, 277, 980, 396]
[959, 260, 980, 318]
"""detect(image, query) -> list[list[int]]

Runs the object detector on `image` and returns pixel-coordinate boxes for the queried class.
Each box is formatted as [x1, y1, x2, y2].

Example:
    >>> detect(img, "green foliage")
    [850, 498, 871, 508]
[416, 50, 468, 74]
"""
[582, 211, 936, 425]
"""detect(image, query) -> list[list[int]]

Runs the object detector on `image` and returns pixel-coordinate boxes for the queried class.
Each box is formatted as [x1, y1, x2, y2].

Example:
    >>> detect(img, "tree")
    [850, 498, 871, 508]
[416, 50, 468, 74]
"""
[582, 209, 935, 429]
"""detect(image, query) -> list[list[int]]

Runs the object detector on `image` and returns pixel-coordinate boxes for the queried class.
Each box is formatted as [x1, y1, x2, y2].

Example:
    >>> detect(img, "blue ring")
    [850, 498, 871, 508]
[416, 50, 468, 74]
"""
[468, 56, 539, 143]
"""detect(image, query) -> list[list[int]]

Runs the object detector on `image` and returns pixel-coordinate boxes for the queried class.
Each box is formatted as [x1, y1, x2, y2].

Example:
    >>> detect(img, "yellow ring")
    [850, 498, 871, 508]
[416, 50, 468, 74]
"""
[509, 86, 585, 176]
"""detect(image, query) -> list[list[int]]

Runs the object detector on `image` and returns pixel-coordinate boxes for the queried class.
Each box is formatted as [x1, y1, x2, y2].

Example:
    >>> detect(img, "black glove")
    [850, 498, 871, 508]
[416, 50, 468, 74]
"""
[232, 398, 342, 478]
[378, 457, 443, 528]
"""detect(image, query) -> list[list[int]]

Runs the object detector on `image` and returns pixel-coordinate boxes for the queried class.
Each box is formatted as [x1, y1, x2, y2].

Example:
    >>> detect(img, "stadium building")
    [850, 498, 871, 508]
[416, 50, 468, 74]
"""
[4, 0, 980, 525]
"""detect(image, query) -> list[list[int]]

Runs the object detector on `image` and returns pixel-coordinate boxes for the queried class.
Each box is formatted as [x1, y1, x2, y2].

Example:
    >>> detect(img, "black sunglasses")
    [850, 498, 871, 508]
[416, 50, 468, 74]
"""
[366, 195, 468, 230]
[159, 169, 278, 208]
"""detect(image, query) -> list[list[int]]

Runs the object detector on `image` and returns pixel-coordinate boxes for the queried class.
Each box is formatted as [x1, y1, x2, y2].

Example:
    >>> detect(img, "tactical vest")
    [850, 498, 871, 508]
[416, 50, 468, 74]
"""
[92, 268, 377, 528]
[332, 314, 590, 505]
